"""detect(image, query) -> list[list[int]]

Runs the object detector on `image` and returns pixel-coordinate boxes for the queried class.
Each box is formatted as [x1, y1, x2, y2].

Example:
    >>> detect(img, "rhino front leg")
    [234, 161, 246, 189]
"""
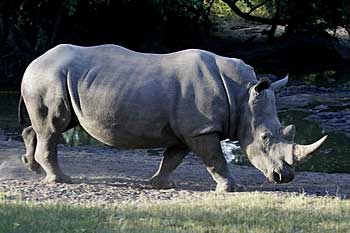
[150, 144, 189, 189]
[188, 133, 235, 192]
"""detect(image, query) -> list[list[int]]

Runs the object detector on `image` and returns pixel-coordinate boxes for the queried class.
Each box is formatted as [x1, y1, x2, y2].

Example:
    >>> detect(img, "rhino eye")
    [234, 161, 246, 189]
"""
[261, 132, 268, 141]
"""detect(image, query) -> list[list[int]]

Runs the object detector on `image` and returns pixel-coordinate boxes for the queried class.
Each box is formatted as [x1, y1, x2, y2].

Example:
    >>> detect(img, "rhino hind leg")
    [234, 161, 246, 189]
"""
[150, 144, 189, 189]
[187, 133, 235, 192]
[25, 95, 72, 183]
[21, 125, 43, 173]
[35, 133, 71, 183]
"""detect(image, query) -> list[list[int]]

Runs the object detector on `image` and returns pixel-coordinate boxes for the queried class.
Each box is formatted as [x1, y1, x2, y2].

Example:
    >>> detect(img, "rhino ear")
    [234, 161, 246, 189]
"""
[282, 124, 296, 141]
[254, 78, 271, 93]
[271, 74, 289, 92]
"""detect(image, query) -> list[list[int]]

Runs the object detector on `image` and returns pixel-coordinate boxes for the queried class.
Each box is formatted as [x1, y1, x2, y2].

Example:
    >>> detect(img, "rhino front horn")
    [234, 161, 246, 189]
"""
[294, 135, 328, 163]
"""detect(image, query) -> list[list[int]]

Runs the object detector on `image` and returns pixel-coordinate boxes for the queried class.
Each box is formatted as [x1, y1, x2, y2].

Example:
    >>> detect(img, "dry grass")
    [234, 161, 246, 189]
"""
[0, 192, 349, 233]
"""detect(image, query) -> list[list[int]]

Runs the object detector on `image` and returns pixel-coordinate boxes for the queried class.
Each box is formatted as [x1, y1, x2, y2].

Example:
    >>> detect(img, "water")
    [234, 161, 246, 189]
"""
[279, 110, 350, 173]
[1, 71, 349, 173]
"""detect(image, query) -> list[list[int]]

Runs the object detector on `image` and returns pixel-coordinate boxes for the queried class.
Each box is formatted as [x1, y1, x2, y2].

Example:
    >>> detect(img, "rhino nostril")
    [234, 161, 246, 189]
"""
[272, 170, 282, 183]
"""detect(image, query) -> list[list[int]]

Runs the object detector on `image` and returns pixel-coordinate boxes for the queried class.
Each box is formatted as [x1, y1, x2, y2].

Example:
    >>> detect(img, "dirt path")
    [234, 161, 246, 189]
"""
[0, 139, 349, 206]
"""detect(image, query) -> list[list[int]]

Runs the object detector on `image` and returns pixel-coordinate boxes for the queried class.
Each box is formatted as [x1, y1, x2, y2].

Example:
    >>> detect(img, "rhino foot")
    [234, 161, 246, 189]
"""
[21, 155, 44, 174]
[42, 174, 72, 184]
[232, 184, 246, 192]
[215, 181, 246, 193]
[150, 176, 175, 190]
[215, 183, 234, 192]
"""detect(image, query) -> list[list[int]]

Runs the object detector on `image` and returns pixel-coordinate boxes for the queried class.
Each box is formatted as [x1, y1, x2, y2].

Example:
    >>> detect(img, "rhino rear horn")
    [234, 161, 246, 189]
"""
[294, 135, 328, 163]
[271, 74, 288, 91]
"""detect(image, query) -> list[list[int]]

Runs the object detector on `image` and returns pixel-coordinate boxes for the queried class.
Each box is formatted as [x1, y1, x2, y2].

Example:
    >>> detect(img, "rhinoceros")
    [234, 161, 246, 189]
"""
[18, 44, 327, 192]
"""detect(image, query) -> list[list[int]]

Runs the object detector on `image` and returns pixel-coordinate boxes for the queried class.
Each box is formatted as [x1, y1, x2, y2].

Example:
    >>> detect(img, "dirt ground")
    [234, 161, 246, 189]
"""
[0, 139, 349, 206]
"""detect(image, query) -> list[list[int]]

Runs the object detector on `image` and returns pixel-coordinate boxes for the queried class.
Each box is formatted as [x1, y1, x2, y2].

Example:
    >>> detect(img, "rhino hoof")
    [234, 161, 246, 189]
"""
[233, 184, 247, 192]
[215, 183, 246, 192]
[21, 155, 44, 174]
[215, 185, 233, 193]
[215, 182, 235, 193]
[150, 177, 175, 190]
[43, 174, 72, 184]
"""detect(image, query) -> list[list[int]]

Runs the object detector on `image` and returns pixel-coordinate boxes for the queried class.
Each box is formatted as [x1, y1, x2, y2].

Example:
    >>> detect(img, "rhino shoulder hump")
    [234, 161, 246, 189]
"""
[225, 58, 257, 82]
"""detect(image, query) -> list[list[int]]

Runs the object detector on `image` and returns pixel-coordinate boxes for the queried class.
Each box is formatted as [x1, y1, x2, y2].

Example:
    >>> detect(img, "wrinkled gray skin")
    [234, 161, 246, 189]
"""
[20, 44, 326, 192]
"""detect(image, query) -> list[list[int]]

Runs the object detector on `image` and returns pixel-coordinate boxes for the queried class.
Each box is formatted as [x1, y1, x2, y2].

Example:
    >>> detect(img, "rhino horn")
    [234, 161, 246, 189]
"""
[271, 74, 289, 91]
[294, 135, 328, 163]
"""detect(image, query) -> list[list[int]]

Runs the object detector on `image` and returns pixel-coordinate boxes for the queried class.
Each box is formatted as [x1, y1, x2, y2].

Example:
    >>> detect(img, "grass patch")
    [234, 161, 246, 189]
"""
[0, 192, 349, 233]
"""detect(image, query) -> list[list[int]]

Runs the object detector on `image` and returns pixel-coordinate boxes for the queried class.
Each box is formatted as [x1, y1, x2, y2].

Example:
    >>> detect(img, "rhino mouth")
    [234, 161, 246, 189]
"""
[269, 163, 295, 184]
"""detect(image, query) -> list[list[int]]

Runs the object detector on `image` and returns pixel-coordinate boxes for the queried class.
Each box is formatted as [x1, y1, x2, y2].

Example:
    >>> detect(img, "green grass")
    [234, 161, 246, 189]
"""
[0, 192, 349, 233]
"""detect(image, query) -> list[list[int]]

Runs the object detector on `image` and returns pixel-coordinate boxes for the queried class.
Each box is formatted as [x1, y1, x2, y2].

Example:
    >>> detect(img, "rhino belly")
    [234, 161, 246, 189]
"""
[69, 88, 180, 149]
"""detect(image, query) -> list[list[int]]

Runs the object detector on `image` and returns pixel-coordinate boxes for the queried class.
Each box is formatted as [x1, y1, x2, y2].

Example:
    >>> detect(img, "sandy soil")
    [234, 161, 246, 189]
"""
[0, 139, 349, 206]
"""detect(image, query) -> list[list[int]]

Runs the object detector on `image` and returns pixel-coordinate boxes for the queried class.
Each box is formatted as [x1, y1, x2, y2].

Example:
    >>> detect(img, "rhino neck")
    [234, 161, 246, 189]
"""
[235, 86, 253, 144]
[219, 73, 255, 140]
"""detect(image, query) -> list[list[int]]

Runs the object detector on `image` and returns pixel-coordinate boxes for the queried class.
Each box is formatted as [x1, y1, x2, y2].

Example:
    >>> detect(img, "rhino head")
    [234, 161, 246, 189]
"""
[237, 75, 327, 183]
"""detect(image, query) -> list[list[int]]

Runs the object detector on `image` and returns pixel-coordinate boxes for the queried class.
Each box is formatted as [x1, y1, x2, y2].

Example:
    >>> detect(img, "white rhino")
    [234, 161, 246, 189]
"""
[19, 44, 327, 192]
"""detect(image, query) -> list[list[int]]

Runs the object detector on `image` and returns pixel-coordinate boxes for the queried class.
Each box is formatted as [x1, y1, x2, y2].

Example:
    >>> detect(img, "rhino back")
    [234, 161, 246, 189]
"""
[24, 44, 231, 148]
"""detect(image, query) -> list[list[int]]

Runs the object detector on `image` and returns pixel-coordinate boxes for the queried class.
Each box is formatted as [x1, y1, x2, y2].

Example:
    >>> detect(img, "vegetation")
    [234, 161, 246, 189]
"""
[0, 0, 209, 88]
[0, 192, 349, 233]
[221, 0, 350, 37]
[0, 0, 349, 88]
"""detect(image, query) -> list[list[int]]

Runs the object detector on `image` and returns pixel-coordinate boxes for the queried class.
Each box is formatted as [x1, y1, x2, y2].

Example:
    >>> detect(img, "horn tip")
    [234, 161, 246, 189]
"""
[294, 135, 328, 163]
[321, 135, 328, 142]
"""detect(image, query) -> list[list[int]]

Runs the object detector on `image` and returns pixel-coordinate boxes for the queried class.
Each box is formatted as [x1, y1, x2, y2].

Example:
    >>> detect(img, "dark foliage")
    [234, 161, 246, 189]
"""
[0, 0, 349, 87]
[223, 0, 350, 37]
[0, 0, 209, 87]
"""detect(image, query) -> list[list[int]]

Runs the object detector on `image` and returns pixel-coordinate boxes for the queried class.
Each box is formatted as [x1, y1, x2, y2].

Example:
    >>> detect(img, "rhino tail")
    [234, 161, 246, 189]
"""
[18, 95, 26, 128]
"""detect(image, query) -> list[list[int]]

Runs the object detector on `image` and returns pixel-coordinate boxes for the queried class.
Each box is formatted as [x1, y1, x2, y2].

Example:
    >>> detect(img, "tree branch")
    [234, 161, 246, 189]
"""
[247, 0, 271, 15]
[205, 0, 215, 18]
[222, 0, 286, 25]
